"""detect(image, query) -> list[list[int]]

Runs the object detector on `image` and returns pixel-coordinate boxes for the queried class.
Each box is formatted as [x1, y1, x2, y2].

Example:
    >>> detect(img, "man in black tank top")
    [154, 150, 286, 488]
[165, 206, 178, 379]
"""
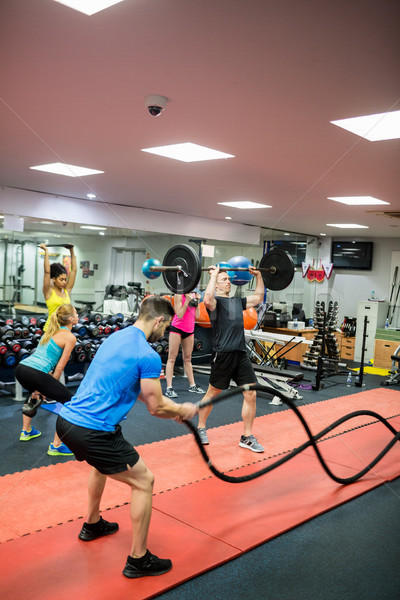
[197, 264, 265, 452]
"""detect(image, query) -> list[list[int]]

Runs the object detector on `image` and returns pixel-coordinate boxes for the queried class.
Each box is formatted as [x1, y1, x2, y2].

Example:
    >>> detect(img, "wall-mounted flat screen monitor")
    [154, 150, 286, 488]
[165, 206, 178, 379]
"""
[331, 241, 373, 270]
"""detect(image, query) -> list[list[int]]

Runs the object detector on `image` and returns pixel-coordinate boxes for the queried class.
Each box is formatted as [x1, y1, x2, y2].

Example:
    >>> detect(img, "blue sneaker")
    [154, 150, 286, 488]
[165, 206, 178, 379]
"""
[47, 442, 74, 456]
[20, 427, 42, 441]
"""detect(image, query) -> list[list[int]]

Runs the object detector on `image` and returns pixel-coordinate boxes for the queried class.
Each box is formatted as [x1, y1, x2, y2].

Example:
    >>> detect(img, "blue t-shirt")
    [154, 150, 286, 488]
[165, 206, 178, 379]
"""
[59, 326, 162, 432]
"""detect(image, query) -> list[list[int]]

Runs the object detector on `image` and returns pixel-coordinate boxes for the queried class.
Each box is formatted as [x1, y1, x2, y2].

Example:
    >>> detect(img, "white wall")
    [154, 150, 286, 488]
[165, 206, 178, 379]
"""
[4, 226, 400, 328]
[299, 237, 400, 327]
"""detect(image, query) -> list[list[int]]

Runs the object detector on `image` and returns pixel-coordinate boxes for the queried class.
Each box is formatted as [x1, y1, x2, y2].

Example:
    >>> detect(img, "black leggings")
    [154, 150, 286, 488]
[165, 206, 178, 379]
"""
[15, 363, 73, 404]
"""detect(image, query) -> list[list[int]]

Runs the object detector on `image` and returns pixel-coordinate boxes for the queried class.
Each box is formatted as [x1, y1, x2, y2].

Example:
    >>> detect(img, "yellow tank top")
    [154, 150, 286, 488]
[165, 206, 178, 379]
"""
[43, 288, 71, 331]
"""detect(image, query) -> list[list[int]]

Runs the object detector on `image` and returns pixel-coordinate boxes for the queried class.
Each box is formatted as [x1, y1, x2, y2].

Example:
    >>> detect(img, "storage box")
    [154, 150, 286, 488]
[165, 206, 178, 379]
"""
[287, 320, 305, 330]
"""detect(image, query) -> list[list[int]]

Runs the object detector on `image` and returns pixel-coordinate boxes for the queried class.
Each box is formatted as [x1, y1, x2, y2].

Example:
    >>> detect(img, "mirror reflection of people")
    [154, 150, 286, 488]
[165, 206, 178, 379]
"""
[56, 296, 198, 579]
[39, 243, 77, 331]
[165, 291, 205, 398]
[16, 304, 79, 456]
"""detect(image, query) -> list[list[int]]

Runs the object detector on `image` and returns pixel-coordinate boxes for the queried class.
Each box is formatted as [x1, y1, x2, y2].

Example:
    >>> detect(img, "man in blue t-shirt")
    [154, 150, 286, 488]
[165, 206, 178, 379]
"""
[197, 265, 265, 452]
[57, 296, 198, 579]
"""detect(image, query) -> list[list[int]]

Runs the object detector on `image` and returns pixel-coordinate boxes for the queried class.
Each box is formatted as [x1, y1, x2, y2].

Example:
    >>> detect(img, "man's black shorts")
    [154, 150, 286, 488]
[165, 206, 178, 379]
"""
[209, 350, 257, 390]
[56, 416, 139, 475]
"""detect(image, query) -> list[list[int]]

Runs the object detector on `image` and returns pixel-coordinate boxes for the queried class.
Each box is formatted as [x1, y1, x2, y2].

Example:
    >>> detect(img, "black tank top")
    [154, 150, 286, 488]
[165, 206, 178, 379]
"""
[207, 296, 247, 352]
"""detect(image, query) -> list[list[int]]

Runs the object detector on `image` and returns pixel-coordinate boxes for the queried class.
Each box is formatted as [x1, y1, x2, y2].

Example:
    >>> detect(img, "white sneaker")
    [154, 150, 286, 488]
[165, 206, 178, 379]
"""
[165, 387, 178, 398]
[188, 385, 205, 394]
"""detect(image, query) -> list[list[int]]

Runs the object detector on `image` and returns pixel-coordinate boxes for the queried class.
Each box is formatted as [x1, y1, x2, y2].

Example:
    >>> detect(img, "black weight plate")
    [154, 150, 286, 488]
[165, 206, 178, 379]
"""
[259, 248, 295, 290]
[162, 244, 201, 294]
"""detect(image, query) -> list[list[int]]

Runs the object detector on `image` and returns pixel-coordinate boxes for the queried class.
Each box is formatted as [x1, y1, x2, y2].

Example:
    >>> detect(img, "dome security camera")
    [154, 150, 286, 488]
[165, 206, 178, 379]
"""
[145, 94, 168, 117]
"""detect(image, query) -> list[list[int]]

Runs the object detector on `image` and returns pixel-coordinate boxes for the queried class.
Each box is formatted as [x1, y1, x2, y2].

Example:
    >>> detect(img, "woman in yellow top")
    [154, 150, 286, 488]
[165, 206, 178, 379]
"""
[39, 243, 77, 331]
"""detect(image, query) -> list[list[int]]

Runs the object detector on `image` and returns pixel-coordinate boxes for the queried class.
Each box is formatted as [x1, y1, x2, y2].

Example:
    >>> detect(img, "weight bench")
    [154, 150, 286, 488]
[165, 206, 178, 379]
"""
[75, 300, 97, 311]
[381, 344, 400, 386]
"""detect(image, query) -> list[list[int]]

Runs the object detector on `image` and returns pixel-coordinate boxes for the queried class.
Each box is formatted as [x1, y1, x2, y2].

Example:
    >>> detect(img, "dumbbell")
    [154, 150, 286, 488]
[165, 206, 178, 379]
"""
[2, 350, 17, 367]
[31, 333, 43, 347]
[16, 323, 30, 338]
[0, 325, 15, 340]
[74, 347, 87, 362]
[159, 339, 169, 353]
[118, 321, 132, 330]
[29, 326, 43, 337]
[73, 323, 87, 337]
[20, 340, 35, 351]
[89, 313, 103, 324]
[73, 340, 84, 354]
[12, 323, 23, 338]
[80, 340, 93, 353]
[100, 323, 112, 334]
[5, 339, 21, 353]
[87, 323, 100, 337]
[18, 348, 31, 362]
[194, 339, 203, 351]
[36, 318, 47, 329]
[150, 341, 163, 354]
[85, 344, 97, 361]
[109, 315, 124, 325]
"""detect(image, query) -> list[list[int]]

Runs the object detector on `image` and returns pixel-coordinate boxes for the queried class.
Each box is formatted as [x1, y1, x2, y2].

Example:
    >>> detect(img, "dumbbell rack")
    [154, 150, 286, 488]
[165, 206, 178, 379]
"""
[301, 301, 348, 390]
[0, 312, 136, 400]
[302, 301, 340, 368]
[0, 311, 207, 399]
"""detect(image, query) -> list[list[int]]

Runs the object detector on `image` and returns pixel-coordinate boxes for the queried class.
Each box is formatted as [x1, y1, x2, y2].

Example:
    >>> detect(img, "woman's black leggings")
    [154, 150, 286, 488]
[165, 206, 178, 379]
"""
[15, 363, 73, 404]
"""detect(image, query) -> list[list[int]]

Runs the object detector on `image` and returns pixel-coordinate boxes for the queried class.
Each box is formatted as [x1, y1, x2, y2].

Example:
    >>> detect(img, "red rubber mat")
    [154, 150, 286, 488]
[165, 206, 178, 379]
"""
[1, 414, 399, 600]
[1, 388, 399, 542]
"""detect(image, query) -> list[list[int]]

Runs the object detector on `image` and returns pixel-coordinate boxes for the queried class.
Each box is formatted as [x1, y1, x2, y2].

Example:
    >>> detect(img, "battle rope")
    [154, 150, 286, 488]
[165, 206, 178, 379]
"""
[183, 383, 400, 485]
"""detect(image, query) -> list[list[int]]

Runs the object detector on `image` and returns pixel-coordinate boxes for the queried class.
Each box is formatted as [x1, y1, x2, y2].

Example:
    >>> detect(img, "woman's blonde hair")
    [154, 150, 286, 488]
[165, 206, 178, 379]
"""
[40, 304, 75, 344]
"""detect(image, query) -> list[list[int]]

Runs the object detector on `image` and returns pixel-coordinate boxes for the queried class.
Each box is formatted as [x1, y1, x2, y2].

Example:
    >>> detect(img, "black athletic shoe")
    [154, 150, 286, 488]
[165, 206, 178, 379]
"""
[78, 516, 119, 541]
[22, 394, 43, 417]
[123, 550, 172, 578]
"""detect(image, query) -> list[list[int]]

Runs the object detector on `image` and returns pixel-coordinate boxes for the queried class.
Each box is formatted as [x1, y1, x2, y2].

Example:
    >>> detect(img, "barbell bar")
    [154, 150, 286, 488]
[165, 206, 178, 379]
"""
[150, 265, 279, 274]
[144, 244, 295, 294]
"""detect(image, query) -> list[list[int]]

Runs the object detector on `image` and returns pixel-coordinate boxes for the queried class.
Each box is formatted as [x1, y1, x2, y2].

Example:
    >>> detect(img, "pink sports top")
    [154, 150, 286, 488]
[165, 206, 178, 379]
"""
[171, 294, 196, 333]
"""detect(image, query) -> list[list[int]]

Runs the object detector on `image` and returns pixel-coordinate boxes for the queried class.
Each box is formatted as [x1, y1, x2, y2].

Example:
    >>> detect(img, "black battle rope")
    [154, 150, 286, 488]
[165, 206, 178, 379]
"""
[183, 383, 400, 485]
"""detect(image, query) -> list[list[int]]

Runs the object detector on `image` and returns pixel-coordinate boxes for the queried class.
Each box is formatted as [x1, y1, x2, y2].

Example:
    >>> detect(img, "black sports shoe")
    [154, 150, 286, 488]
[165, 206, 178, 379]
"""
[123, 550, 172, 578]
[22, 394, 43, 417]
[78, 516, 119, 541]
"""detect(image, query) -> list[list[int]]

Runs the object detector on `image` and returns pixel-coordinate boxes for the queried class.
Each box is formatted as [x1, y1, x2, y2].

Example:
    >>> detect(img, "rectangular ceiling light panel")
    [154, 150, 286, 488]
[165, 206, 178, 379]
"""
[53, 1, 125, 15]
[328, 196, 390, 206]
[331, 110, 400, 141]
[30, 163, 104, 177]
[326, 224, 369, 229]
[141, 143, 234, 162]
[218, 201, 271, 209]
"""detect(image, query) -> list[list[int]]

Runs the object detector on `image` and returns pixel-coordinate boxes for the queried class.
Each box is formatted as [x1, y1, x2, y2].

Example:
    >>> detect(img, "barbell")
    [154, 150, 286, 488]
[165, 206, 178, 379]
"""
[143, 244, 295, 294]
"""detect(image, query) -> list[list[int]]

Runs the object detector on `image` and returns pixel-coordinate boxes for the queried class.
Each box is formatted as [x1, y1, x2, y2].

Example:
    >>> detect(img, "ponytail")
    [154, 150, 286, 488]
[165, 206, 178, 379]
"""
[40, 304, 75, 345]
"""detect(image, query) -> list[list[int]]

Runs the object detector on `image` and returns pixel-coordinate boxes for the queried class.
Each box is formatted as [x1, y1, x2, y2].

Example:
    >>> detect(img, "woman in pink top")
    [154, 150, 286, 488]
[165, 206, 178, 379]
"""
[164, 291, 205, 398]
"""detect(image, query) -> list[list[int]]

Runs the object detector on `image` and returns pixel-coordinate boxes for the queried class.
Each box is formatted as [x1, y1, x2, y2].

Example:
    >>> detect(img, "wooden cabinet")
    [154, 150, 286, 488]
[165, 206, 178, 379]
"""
[374, 339, 400, 369]
[340, 337, 355, 361]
